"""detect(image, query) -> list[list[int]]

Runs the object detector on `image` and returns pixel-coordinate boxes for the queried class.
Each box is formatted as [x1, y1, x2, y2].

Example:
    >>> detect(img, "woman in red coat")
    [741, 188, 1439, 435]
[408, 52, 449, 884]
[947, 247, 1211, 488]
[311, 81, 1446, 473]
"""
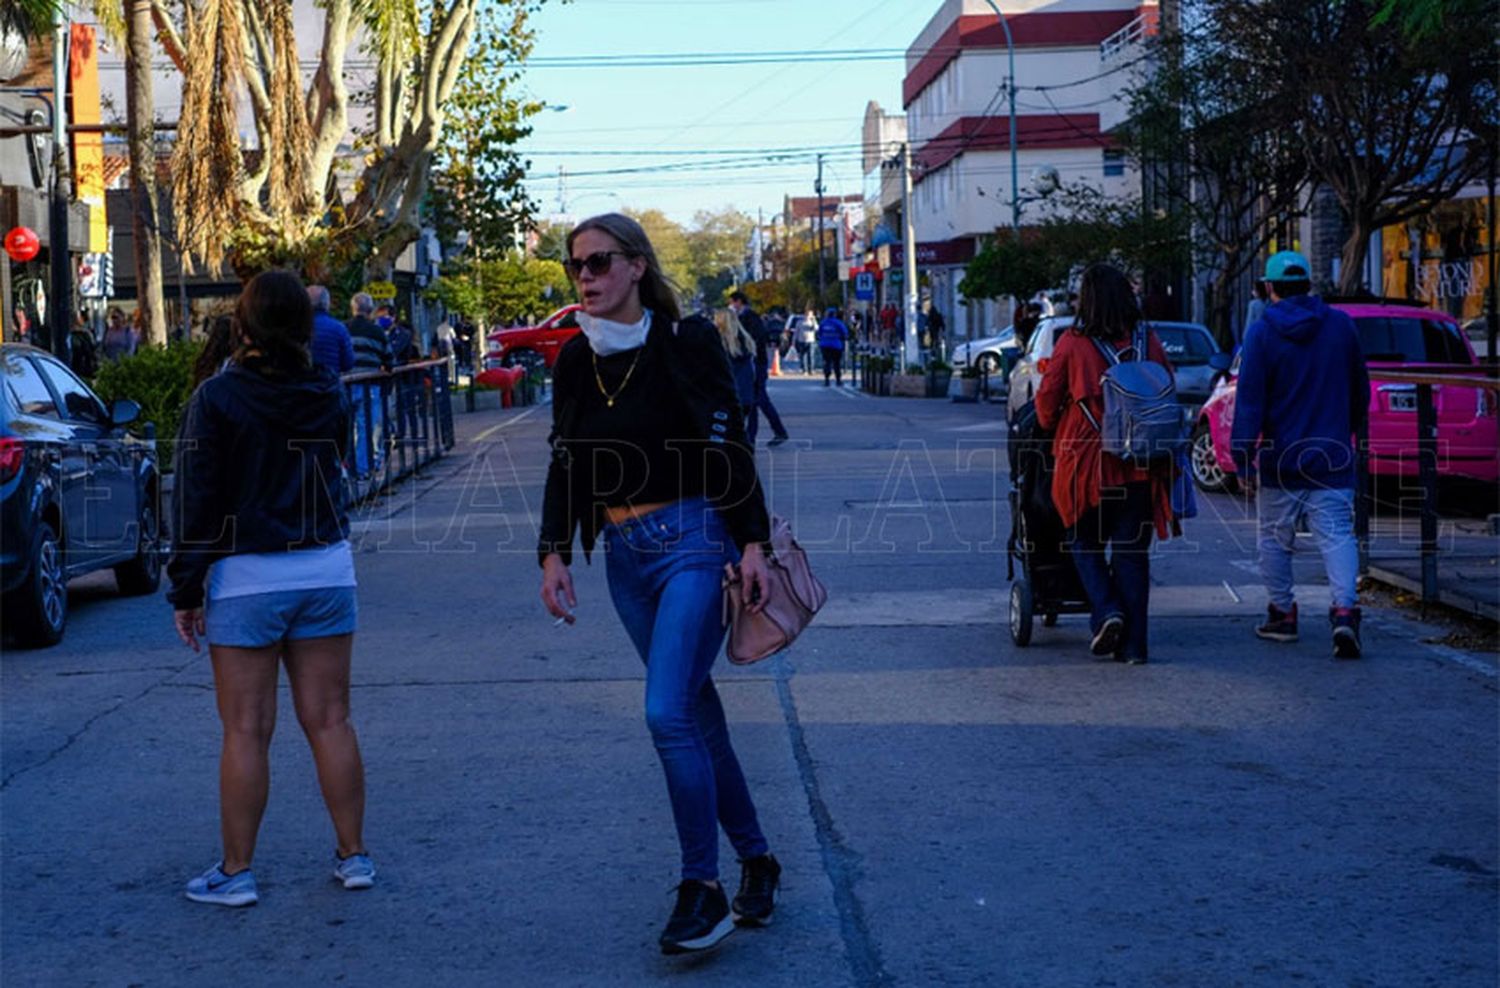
[1035, 264, 1175, 664]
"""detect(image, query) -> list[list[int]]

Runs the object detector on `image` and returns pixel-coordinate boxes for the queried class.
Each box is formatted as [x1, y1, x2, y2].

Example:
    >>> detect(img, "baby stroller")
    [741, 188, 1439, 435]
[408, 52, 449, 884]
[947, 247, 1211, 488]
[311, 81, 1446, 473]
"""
[1006, 401, 1091, 646]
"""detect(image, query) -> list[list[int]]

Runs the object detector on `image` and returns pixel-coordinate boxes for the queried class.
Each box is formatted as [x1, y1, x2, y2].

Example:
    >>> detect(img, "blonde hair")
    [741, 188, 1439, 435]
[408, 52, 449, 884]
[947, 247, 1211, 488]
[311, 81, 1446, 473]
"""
[713, 308, 754, 358]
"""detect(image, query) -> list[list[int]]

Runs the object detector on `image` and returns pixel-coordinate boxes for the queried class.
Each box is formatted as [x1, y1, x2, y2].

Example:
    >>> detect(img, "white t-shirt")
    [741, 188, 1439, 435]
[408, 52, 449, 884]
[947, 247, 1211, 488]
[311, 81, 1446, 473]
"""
[208, 541, 357, 600]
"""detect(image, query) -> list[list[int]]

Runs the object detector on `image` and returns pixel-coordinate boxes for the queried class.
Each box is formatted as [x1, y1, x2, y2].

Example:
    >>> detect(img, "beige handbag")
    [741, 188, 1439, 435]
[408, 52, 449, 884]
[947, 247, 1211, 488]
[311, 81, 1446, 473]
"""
[722, 515, 828, 665]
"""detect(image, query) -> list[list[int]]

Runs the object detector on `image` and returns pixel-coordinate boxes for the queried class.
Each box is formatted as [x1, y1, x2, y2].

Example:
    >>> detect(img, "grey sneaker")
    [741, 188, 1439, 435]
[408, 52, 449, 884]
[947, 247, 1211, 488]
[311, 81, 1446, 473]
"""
[333, 852, 376, 890]
[185, 862, 258, 907]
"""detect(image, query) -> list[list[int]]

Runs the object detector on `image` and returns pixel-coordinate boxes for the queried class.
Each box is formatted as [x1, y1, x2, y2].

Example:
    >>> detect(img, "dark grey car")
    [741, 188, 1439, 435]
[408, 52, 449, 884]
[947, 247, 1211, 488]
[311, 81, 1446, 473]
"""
[1, 344, 161, 647]
[1147, 321, 1223, 405]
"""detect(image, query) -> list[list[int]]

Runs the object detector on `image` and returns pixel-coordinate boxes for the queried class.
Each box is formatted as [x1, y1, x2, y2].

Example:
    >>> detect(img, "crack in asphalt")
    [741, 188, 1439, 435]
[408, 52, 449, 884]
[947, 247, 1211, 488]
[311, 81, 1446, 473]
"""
[772, 653, 892, 988]
[1, 655, 200, 791]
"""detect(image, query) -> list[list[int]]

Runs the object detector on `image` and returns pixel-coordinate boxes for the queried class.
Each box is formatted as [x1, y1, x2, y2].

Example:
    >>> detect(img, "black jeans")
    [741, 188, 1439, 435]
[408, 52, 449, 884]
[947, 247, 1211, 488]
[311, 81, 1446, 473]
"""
[1067, 482, 1153, 659]
[820, 346, 844, 386]
[746, 365, 787, 443]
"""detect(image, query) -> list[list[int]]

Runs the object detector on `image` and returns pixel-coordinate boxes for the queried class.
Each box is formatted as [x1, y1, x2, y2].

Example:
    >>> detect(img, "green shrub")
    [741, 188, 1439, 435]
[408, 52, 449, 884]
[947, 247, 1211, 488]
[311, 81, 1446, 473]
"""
[927, 359, 951, 373]
[92, 341, 202, 460]
[904, 363, 925, 375]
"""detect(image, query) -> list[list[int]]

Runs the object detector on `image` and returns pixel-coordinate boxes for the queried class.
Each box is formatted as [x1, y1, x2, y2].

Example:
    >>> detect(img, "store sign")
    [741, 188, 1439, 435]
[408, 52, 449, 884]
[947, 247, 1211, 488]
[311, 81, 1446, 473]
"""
[854, 272, 876, 300]
[365, 280, 397, 300]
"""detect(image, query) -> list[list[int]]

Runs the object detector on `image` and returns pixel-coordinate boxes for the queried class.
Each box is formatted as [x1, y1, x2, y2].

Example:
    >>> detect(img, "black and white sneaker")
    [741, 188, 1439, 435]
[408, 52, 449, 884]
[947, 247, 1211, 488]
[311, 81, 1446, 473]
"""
[1090, 615, 1125, 657]
[732, 854, 781, 926]
[660, 880, 735, 955]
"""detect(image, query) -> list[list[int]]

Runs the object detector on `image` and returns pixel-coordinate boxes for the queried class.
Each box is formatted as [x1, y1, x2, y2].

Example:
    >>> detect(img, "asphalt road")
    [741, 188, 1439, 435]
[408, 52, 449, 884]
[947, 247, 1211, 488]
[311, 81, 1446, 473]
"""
[3, 374, 1496, 986]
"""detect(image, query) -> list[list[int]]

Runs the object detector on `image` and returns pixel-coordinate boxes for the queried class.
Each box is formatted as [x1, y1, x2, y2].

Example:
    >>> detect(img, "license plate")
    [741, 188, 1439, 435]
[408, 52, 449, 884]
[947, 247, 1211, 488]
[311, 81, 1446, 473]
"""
[1388, 392, 1417, 412]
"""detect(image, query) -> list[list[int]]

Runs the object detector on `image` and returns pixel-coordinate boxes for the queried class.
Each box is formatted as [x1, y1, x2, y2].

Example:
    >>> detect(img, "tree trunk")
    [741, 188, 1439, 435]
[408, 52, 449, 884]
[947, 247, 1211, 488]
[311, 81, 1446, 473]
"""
[1339, 216, 1375, 295]
[125, 0, 166, 345]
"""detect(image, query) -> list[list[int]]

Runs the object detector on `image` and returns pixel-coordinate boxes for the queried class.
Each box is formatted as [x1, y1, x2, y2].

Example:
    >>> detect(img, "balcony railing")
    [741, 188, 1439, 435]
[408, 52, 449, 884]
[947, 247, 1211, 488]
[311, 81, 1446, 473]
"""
[1100, 9, 1160, 62]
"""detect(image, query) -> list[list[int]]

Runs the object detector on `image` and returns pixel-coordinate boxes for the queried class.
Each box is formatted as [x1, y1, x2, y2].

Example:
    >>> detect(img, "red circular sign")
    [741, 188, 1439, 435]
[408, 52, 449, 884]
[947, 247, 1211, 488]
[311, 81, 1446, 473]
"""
[4, 227, 40, 263]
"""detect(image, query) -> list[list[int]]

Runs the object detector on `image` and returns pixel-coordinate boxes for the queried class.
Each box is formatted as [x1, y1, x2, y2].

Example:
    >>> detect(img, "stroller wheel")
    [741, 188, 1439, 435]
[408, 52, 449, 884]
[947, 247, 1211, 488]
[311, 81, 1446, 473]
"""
[1009, 580, 1034, 647]
[1043, 611, 1059, 628]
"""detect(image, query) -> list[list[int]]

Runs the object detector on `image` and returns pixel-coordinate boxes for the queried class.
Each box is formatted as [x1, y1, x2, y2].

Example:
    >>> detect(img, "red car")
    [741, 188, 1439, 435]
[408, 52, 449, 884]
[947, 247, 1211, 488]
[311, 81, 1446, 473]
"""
[1190, 301, 1498, 493]
[484, 304, 583, 372]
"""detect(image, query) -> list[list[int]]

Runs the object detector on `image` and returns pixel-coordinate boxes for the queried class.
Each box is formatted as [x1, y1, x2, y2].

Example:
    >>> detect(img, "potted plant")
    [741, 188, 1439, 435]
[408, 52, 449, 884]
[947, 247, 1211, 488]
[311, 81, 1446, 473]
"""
[951, 363, 982, 402]
[926, 359, 953, 398]
[890, 362, 927, 397]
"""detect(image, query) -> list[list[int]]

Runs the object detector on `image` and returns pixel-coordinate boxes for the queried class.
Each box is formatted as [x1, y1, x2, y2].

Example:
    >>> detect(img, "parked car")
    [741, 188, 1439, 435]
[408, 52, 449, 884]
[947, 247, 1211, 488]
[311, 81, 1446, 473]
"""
[1, 344, 162, 647]
[1006, 315, 1076, 422]
[949, 326, 1019, 375]
[1149, 321, 1223, 405]
[1190, 301, 1498, 494]
[484, 303, 583, 373]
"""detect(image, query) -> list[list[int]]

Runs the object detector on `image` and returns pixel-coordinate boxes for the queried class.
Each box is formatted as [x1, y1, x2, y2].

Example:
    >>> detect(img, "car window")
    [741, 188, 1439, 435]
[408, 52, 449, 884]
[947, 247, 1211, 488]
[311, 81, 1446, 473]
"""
[1355, 316, 1471, 364]
[3, 354, 59, 418]
[1154, 327, 1188, 362]
[36, 358, 107, 423]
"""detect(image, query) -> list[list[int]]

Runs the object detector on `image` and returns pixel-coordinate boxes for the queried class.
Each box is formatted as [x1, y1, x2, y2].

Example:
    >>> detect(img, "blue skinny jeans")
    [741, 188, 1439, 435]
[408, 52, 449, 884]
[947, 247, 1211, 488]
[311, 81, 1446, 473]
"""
[604, 498, 769, 881]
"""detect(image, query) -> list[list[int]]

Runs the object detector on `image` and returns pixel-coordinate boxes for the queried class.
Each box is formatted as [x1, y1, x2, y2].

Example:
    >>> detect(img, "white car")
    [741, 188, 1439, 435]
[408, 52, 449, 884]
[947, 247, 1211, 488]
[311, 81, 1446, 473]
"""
[949, 326, 1019, 374]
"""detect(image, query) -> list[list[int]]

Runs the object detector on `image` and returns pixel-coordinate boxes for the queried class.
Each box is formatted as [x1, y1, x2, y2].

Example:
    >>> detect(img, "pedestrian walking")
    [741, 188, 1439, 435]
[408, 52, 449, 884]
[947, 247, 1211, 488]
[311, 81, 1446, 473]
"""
[101, 307, 138, 360]
[728, 291, 789, 447]
[796, 314, 818, 373]
[714, 307, 758, 432]
[307, 285, 355, 374]
[168, 270, 372, 908]
[1231, 250, 1370, 658]
[816, 306, 849, 387]
[538, 213, 782, 956]
[1035, 263, 1177, 665]
[1243, 280, 1268, 344]
[346, 293, 390, 478]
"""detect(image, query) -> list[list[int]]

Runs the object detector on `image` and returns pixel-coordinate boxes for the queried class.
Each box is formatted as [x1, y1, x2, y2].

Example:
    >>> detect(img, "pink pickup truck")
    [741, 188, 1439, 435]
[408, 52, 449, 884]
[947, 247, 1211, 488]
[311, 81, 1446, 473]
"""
[1190, 301, 1497, 492]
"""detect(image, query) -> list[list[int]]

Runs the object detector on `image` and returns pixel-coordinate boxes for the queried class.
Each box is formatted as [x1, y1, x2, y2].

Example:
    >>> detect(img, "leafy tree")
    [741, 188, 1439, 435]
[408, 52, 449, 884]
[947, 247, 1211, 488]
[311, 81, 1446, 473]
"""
[683, 208, 754, 307]
[1120, 18, 1307, 337]
[737, 280, 787, 314]
[426, 253, 571, 326]
[1221, 0, 1497, 293]
[152, 0, 551, 280]
[426, 10, 544, 258]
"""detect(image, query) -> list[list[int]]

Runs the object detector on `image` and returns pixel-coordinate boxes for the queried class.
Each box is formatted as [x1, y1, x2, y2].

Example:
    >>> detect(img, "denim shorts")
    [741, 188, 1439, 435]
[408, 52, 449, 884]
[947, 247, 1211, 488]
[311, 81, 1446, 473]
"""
[204, 587, 358, 647]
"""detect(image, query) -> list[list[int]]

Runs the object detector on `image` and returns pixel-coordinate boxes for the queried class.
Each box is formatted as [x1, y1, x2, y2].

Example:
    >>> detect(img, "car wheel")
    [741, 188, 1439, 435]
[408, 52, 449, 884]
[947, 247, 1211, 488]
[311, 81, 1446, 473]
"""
[977, 353, 1000, 375]
[1190, 420, 1238, 494]
[114, 492, 162, 596]
[3, 520, 67, 647]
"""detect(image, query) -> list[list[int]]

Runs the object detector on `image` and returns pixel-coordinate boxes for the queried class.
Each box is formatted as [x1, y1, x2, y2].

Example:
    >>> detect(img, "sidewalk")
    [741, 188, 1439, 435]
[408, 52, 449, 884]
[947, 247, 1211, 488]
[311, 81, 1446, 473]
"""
[1367, 514, 1500, 622]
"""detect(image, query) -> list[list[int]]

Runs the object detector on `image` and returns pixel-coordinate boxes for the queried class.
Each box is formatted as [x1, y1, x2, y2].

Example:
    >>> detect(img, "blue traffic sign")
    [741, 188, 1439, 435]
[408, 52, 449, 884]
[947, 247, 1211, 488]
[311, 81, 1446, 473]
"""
[854, 271, 876, 300]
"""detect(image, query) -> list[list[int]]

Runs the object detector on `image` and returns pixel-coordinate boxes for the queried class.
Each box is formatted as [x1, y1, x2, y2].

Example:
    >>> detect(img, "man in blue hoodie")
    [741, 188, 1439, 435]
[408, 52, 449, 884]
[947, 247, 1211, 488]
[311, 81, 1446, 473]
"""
[1231, 251, 1370, 657]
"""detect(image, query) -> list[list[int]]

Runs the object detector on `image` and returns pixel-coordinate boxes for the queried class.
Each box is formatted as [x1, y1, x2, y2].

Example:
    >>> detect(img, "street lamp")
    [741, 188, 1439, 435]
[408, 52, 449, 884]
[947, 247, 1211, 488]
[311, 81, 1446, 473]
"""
[982, 0, 1019, 235]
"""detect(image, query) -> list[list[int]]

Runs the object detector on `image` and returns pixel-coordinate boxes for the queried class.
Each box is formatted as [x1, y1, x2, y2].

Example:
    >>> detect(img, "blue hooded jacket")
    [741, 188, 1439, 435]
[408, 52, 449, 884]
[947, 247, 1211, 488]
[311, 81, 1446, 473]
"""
[1230, 295, 1370, 489]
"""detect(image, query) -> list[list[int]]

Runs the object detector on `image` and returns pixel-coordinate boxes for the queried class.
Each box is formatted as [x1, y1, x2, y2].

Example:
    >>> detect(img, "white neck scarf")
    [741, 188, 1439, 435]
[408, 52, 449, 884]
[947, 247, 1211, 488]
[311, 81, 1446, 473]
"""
[578, 309, 651, 356]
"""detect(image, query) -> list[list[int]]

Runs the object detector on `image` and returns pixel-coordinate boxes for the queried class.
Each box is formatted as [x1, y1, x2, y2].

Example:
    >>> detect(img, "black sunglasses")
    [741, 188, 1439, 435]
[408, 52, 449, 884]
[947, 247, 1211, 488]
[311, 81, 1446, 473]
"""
[565, 250, 633, 279]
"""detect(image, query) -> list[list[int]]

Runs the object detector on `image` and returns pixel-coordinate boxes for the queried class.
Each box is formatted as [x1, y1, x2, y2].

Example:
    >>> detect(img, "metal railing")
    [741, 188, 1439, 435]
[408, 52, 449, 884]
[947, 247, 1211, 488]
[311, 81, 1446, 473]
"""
[341, 358, 456, 503]
[1099, 9, 1159, 61]
[1356, 365, 1499, 615]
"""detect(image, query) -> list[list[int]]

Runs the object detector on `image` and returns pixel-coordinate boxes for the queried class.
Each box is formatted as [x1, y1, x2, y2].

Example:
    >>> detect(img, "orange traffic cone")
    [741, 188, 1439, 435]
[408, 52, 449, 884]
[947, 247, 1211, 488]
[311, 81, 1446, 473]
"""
[770, 347, 782, 377]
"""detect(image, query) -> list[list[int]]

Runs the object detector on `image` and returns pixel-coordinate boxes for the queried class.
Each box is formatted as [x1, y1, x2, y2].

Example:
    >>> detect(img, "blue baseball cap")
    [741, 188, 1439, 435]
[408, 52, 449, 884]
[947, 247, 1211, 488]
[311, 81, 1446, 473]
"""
[1264, 250, 1310, 281]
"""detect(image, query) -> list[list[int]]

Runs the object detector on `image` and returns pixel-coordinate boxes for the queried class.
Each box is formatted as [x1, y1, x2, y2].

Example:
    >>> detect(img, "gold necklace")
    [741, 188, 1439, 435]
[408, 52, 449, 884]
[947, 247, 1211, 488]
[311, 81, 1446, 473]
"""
[592, 349, 642, 408]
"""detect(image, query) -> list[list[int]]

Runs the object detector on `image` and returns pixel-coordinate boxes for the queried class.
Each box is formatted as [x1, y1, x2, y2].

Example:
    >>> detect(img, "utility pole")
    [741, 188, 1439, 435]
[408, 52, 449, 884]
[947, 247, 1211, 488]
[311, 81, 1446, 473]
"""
[815, 153, 826, 308]
[48, 16, 71, 363]
[900, 142, 919, 369]
[126, 0, 166, 345]
[982, 0, 1020, 235]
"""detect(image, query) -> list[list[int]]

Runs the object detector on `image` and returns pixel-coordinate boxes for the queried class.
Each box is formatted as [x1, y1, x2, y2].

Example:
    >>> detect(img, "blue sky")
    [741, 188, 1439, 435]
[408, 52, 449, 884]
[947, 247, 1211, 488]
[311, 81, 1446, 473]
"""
[518, 0, 938, 224]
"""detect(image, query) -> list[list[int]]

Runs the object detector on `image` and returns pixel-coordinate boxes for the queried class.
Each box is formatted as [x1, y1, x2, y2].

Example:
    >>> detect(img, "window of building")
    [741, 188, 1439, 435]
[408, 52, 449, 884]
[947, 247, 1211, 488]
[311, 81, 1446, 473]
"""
[1103, 148, 1126, 177]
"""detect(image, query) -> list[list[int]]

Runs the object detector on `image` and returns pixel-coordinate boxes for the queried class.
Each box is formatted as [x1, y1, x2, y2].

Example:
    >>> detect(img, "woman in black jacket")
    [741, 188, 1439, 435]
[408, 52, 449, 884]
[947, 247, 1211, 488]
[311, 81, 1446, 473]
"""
[539, 213, 780, 955]
[168, 270, 372, 907]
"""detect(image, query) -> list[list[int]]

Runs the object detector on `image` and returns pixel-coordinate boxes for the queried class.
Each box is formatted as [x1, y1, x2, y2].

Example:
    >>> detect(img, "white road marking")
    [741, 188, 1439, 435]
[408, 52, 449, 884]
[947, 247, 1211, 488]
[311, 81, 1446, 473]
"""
[471, 404, 545, 443]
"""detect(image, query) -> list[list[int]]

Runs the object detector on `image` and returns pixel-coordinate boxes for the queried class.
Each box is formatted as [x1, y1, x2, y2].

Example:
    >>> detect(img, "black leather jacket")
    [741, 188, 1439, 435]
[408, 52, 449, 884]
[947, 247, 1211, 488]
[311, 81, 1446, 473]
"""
[538, 314, 771, 566]
[166, 360, 351, 609]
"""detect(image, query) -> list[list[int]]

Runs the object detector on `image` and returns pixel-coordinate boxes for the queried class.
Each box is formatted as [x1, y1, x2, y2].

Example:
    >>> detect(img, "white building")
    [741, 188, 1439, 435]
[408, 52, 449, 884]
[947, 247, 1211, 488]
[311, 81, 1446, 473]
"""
[898, 0, 1156, 339]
